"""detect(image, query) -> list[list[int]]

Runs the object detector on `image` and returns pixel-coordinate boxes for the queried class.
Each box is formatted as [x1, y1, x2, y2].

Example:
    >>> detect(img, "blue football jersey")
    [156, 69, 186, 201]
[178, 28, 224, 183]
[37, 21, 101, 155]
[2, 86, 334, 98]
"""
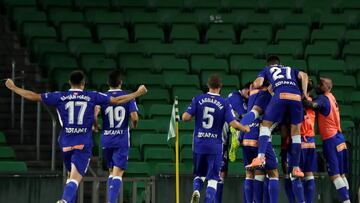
[41, 89, 110, 148]
[186, 92, 236, 155]
[100, 89, 138, 149]
[227, 91, 247, 119]
[258, 65, 301, 95]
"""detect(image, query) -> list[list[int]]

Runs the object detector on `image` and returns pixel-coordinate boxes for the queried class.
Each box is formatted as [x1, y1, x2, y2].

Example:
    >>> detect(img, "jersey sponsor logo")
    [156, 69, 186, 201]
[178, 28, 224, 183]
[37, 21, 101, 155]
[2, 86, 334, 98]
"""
[103, 129, 124, 136]
[336, 142, 347, 152]
[65, 127, 88, 134]
[274, 80, 297, 88]
[198, 97, 224, 110]
[60, 94, 91, 101]
[197, 132, 218, 138]
[279, 93, 301, 101]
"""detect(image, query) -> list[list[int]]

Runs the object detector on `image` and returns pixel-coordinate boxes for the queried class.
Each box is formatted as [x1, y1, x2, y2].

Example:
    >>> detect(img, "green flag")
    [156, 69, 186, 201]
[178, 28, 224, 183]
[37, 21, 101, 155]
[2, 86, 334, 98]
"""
[167, 97, 179, 141]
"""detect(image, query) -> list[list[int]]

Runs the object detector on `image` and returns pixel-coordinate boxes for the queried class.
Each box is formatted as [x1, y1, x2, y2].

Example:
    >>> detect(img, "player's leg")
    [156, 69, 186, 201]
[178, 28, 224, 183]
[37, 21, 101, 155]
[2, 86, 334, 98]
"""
[280, 125, 295, 203]
[302, 139, 317, 203]
[304, 172, 315, 203]
[108, 166, 125, 203]
[254, 170, 265, 203]
[103, 148, 114, 202]
[240, 105, 261, 126]
[244, 170, 254, 203]
[191, 152, 206, 203]
[265, 144, 279, 203]
[215, 171, 226, 203]
[323, 137, 350, 202]
[242, 146, 257, 203]
[204, 154, 222, 203]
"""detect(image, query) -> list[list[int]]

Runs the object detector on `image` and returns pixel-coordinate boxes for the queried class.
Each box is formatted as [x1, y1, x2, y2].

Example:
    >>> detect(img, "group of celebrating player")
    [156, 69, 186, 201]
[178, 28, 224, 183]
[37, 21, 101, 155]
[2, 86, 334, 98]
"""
[183, 56, 351, 203]
[3, 54, 350, 203]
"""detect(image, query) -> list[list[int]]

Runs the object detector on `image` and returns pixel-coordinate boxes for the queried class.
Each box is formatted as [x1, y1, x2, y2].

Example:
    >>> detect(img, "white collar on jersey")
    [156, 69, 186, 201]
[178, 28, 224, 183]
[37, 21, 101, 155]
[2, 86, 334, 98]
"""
[69, 89, 83, 91]
[207, 92, 220, 96]
[108, 89, 122, 92]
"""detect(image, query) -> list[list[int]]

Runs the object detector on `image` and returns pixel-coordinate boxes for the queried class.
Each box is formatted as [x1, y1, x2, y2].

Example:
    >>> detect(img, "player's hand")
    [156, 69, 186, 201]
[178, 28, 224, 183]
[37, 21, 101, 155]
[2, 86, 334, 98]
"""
[5, 79, 16, 90]
[137, 85, 147, 95]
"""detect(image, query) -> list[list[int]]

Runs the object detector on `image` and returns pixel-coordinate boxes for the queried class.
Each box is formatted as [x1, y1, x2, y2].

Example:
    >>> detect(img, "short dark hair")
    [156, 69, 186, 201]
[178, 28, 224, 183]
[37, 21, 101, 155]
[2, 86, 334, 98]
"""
[108, 70, 122, 88]
[207, 74, 222, 89]
[267, 55, 280, 66]
[243, 82, 252, 89]
[69, 70, 85, 86]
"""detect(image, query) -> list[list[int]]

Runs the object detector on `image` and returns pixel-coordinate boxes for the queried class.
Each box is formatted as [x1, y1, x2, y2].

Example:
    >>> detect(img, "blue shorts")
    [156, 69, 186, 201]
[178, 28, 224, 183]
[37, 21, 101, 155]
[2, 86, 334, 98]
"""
[263, 94, 304, 125]
[299, 137, 317, 173]
[220, 143, 229, 172]
[193, 153, 222, 181]
[62, 146, 92, 176]
[242, 143, 278, 171]
[323, 133, 349, 176]
[103, 147, 129, 170]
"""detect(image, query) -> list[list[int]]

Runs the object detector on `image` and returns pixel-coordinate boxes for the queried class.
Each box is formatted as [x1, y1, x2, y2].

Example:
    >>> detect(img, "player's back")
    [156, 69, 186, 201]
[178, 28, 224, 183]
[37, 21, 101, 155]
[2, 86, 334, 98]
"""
[259, 65, 301, 95]
[190, 93, 232, 155]
[100, 89, 138, 148]
[42, 89, 109, 147]
[227, 91, 247, 118]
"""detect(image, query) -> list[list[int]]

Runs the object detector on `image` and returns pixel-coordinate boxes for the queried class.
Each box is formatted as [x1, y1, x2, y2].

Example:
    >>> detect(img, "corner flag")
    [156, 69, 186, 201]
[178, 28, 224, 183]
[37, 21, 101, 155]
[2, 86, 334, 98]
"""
[167, 97, 180, 203]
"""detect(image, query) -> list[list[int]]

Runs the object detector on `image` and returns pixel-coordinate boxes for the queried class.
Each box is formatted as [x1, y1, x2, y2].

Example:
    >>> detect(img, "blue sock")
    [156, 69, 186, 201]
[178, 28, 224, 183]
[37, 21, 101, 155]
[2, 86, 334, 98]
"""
[109, 176, 122, 203]
[205, 180, 217, 203]
[244, 178, 254, 203]
[107, 176, 113, 202]
[268, 178, 279, 203]
[291, 177, 305, 203]
[304, 177, 315, 203]
[193, 177, 204, 192]
[264, 178, 270, 203]
[289, 135, 301, 167]
[215, 180, 224, 203]
[258, 126, 270, 156]
[284, 177, 295, 203]
[62, 180, 78, 202]
[333, 177, 350, 202]
[240, 110, 258, 125]
[254, 175, 265, 203]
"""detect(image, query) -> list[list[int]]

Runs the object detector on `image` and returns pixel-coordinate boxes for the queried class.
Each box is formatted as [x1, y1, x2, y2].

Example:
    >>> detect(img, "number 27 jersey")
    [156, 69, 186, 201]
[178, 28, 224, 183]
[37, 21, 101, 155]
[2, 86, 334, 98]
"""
[41, 89, 110, 148]
[258, 65, 301, 95]
[186, 92, 236, 155]
[99, 90, 138, 149]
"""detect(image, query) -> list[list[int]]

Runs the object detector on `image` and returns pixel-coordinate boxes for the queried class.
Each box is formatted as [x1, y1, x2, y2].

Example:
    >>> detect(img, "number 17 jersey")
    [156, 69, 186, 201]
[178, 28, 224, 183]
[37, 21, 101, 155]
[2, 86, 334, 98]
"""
[100, 89, 138, 149]
[186, 92, 236, 155]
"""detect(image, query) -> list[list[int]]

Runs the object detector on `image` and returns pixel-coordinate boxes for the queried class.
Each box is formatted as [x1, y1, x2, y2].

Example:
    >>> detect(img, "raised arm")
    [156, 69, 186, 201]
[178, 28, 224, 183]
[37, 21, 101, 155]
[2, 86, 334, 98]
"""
[253, 77, 264, 89]
[229, 120, 250, 133]
[298, 71, 309, 98]
[302, 99, 320, 110]
[5, 79, 42, 102]
[109, 85, 147, 105]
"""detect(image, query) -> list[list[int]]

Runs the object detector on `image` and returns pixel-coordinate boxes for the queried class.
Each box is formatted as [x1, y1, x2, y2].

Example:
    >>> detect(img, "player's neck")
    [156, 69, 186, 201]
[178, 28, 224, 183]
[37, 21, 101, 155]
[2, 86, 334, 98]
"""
[70, 85, 84, 90]
[208, 89, 220, 95]
[109, 86, 122, 90]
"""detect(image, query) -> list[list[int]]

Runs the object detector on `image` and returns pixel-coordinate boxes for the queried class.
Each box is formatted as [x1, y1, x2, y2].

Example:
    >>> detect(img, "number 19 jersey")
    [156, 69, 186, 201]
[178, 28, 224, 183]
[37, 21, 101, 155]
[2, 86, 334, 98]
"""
[186, 92, 236, 155]
[99, 89, 138, 149]
[41, 89, 110, 148]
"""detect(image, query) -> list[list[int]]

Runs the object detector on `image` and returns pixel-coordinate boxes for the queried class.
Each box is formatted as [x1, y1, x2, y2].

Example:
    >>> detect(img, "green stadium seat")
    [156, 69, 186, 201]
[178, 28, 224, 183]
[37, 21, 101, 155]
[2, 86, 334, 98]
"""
[180, 133, 192, 150]
[119, 54, 153, 72]
[344, 29, 360, 44]
[12, 8, 47, 30]
[179, 120, 194, 133]
[266, 41, 303, 59]
[228, 162, 245, 175]
[200, 71, 240, 89]
[152, 55, 189, 73]
[275, 25, 310, 44]
[0, 132, 6, 145]
[144, 147, 174, 164]
[231, 41, 267, 58]
[0, 146, 15, 159]
[3, 0, 37, 10]
[343, 43, 360, 73]
[341, 120, 355, 131]
[191, 55, 228, 74]
[80, 54, 116, 73]
[97, 25, 128, 42]
[74, 0, 109, 10]
[60, 23, 92, 42]
[74, 43, 106, 57]
[138, 88, 170, 109]
[154, 163, 191, 175]
[49, 8, 85, 27]
[40, 0, 73, 11]
[183, 0, 219, 10]
[229, 56, 265, 74]
[0, 161, 27, 172]
[128, 148, 141, 161]
[307, 57, 346, 75]
[331, 89, 346, 105]
[123, 11, 161, 24]
[339, 105, 354, 120]
[237, 12, 275, 27]
[89, 69, 114, 91]
[164, 74, 200, 89]
[310, 25, 345, 44]
[135, 24, 164, 42]
[319, 13, 359, 28]
[206, 24, 235, 44]
[146, 0, 182, 9]
[351, 91, 360, 119]
[240, 71, 260, 86]
[127, 162, 151, 177]
[30, 41, 68, 62]
[173, 87, 202, 102]
[41, 54, 77, 75]
[278, 13, 312, 28]
[171, 24, 199, 43]
[240, 25, 272, 44]
[85, 10, 123, 28]
[136, 104, 145, 118]
[22, 23, 57, 45]
[148, 104, 172, 120]
[126, 73, 164, 90]
[305, 42, 339, 59]
[259, 0, 295, 12]
[140, 134, 169, 151]
[220, 0, 256, 11]
[281, 59, 307, 71]
[180, 148, 192, 164]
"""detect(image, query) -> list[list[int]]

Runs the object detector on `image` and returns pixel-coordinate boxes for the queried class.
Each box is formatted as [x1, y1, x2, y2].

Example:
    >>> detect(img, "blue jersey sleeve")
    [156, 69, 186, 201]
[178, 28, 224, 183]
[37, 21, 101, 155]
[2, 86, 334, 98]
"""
[225, 101, 237, 123]
[129, 100, 138, 113]
[41, 92, 61, 106]
[186, 97, 197, 116]
[227, 92, 246, 118]
[314, 95, 331, 116]
[257, 67, 267, 78]
[94, 91, 110, 105]
[292, 67, 300, 78]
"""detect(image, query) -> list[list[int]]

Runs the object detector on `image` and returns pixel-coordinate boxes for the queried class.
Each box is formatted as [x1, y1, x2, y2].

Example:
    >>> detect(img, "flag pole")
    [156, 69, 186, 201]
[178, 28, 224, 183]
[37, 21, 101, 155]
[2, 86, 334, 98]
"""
[175, 97, 180, 203]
